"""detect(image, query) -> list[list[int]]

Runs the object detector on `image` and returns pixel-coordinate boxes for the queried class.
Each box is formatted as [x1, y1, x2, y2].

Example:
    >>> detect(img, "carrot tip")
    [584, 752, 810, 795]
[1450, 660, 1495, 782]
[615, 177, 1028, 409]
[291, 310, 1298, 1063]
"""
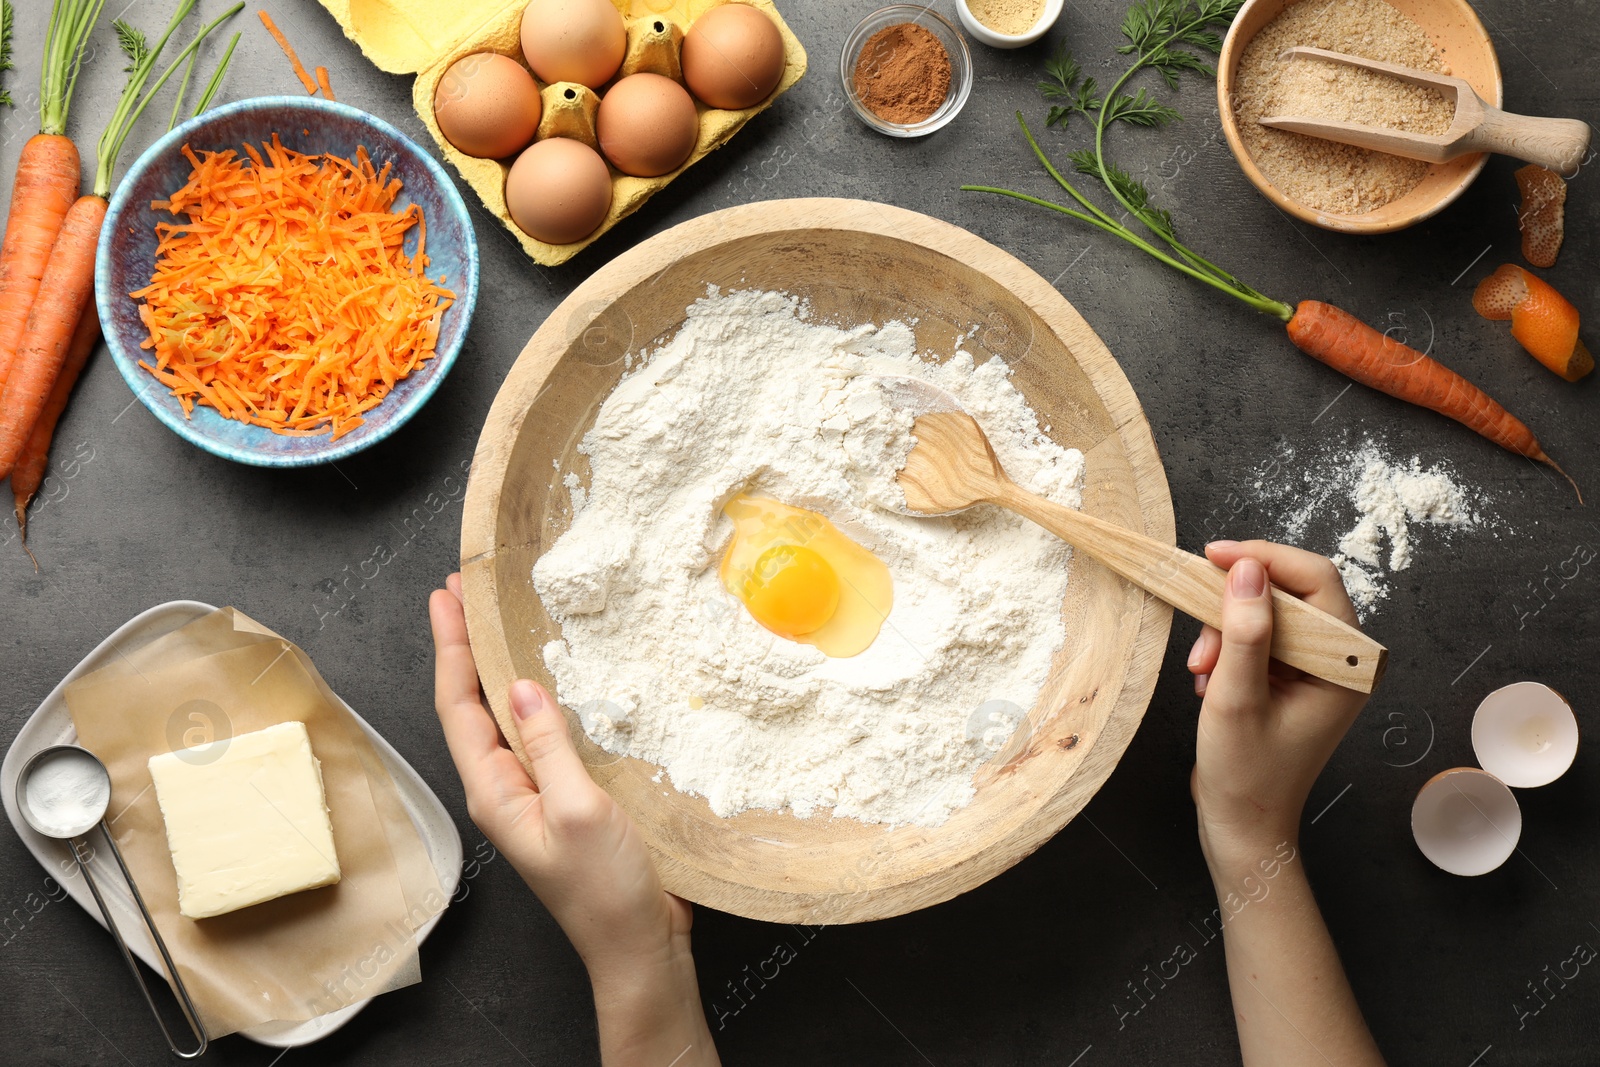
[1537, 452, 1584, 505]
[15, 507, 38, 572]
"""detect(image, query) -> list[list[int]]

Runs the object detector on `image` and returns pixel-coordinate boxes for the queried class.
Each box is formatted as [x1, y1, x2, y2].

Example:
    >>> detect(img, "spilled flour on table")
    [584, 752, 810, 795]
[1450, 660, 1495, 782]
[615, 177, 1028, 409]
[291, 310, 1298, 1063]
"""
[1254, 440, 1486, 618]
[531, 288, 1085, 827]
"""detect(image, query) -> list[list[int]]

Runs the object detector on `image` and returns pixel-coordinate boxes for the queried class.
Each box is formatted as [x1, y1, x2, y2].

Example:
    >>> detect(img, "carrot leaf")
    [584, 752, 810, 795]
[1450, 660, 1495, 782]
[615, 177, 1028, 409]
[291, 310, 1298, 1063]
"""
[1040, 48, 1099, 129]
[1, 0, 15, 107]
[1099, 87, 1181, 128]
[962, 0, 1294, 322]
[114, 18, 150, 71]
[1118, 0, 1237, 89]
[95, 0, 242, 197]
[1039, 51, 1081, 96]
[1068, 149, 1177, 241]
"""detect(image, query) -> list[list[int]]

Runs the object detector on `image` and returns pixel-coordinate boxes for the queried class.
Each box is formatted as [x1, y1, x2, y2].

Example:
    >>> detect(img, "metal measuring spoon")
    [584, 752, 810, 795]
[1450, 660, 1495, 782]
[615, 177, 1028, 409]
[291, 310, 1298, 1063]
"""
[16, 746, 207, 1058]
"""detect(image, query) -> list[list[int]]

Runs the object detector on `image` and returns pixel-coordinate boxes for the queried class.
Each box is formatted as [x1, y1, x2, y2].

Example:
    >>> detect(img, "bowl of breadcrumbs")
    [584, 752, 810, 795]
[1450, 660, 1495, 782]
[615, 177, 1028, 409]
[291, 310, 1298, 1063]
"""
[1218, 0, 1501, 233]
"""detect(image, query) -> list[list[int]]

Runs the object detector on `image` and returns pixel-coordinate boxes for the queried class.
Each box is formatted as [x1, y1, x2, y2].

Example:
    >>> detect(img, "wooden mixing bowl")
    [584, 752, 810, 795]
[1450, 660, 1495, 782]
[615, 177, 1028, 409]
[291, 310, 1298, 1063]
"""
[460, 199, 1174, 923]
[1218, 0, 1502, 233]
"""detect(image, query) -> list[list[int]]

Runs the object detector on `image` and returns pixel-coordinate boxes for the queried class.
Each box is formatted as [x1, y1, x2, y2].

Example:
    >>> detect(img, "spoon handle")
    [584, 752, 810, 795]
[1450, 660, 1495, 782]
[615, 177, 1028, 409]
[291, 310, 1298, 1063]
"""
[1463, 106, 1591, 176]
[995, 484, 1387, 694]
[74, 826, 208, 1057]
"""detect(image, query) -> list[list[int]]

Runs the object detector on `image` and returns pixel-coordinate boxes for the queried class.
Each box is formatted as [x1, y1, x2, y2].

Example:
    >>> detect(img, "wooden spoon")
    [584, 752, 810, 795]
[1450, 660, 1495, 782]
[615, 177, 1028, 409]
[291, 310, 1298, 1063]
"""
[879, 377, 1386, 694]
[1260, 47, 1591, 177]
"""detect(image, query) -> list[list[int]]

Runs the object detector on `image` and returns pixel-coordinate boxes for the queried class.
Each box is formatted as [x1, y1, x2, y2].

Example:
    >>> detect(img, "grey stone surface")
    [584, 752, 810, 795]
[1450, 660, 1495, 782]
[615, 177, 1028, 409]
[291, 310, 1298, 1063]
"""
[1, 1, 1595, 1063]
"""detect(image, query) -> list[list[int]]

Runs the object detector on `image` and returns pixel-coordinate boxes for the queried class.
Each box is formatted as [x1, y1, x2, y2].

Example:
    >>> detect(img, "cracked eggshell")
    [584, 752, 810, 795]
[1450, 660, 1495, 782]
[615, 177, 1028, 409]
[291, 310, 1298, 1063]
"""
[1472, 681, 1578, 788]
[1411, 767, 1521, 876]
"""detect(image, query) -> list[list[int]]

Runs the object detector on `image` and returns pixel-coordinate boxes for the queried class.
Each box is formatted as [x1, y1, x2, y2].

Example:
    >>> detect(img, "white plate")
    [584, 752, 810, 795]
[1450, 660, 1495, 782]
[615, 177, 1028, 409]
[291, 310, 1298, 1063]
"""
[1, 601, 463, 1048]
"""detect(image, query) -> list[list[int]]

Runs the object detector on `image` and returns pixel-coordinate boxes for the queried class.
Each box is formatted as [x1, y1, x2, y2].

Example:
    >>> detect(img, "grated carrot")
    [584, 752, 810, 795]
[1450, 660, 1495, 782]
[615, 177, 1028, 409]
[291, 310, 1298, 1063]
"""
[315, 66, 335, 101]
[130, 136, 454, 440]
[257, 11, 318, 95]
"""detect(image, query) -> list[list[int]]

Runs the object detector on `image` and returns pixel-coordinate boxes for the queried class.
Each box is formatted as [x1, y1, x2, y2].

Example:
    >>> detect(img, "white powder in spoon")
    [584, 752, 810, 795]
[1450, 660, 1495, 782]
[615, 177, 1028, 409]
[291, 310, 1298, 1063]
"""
[531, 289, 1085, 826]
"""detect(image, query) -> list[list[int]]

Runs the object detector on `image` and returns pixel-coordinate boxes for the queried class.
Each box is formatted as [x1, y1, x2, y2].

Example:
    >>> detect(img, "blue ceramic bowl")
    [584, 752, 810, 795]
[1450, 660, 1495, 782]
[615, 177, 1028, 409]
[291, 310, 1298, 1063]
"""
[95, 96, 479, 467]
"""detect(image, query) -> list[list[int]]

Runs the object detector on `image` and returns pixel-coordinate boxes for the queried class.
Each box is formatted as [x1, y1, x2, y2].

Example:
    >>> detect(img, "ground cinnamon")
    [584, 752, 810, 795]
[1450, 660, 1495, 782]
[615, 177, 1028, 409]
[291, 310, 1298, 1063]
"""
[852, 23, 951, 125]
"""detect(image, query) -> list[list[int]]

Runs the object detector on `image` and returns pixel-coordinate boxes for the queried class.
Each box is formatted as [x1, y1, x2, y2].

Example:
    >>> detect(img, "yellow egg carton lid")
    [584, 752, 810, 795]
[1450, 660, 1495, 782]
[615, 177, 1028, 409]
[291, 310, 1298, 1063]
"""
[316, 0, 808, 266]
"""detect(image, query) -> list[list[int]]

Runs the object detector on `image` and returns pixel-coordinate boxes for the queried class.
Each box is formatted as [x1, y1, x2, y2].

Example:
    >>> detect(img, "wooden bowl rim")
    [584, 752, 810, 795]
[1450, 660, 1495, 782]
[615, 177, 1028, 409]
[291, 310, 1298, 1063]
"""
[460, 197, 1176, 922]
[1216, 0, 1504, 234]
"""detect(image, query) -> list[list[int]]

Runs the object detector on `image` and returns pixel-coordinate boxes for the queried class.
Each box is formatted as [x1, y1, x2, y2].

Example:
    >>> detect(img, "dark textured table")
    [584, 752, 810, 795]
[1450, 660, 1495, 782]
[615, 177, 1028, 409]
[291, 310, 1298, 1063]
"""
[2, 1, 1595, 1064]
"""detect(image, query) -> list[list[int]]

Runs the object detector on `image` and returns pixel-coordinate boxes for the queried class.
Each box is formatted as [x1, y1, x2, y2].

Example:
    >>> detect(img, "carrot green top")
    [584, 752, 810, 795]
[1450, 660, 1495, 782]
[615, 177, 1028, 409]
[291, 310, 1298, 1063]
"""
[40, 0, 106, 135]
[95, 2, 242, 198]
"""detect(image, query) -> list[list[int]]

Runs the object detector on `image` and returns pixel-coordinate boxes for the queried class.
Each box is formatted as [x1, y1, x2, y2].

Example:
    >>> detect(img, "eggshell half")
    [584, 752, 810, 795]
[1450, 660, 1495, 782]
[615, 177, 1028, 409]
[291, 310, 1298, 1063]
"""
[1411, 767, 1521, 876]
[1471, 681, 1579, 788]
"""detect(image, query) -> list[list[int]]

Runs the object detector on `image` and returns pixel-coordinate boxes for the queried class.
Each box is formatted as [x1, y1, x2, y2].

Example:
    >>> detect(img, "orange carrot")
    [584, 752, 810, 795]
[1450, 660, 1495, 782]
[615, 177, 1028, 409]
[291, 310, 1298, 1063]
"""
[0, 0, 104, 399]
[12, 304, 98, 562]
[0, 1, 241, 477]
[1287, 300, 1579, 499]
[0, 195, 103, 477]
[315, 65, 334, 101]
[977, 117, 1570, 497]
[131, 138, 453, 439]
[0, 137, 80, 400]
[258, 10, 318, 95]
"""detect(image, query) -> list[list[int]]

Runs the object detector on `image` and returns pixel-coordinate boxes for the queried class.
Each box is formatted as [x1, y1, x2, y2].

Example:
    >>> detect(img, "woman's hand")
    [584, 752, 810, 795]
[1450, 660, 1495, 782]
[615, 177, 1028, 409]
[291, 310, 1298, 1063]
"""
[1185, 543, 1386, 1066]
[1184, 540, 1371, 874]
[429, 574, 719, 1066]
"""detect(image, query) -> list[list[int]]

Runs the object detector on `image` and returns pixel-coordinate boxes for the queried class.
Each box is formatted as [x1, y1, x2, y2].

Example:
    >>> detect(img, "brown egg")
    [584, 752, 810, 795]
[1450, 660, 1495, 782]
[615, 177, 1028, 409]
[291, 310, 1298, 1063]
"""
[433, 53, 542, 159]
[681, 3, 784, 110]
[520, 0, 626, 89]
[597, 74, 699, 178]
[504, 137, 613, 245]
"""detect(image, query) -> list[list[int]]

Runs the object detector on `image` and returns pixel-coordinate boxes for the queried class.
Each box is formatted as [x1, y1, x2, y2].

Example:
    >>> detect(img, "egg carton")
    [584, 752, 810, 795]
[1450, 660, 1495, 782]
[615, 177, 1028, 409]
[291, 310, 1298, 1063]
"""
[316, 0, 808, 265]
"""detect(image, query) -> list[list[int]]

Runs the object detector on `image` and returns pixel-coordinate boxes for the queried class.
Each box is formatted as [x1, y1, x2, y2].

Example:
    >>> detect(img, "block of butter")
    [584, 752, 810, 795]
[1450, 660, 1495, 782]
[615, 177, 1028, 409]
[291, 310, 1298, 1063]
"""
[148, 720, 341, 920]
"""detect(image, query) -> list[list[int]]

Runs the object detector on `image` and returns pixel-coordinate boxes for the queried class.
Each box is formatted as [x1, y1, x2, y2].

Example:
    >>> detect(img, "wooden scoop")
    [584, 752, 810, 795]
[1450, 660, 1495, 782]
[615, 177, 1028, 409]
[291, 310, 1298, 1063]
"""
[878, 377, 1386, 694]
[1261, 47, 1591, 177]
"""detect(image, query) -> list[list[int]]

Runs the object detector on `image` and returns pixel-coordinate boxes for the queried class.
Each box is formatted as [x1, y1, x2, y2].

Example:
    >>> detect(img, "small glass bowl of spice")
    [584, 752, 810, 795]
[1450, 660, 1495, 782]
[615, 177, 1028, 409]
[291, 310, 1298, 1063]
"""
[841, 6, 973, 137]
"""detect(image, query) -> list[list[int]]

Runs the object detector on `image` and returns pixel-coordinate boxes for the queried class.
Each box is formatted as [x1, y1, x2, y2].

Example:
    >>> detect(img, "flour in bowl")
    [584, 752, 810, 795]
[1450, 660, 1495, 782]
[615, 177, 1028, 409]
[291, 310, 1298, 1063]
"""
[531, 289, 1085, 826]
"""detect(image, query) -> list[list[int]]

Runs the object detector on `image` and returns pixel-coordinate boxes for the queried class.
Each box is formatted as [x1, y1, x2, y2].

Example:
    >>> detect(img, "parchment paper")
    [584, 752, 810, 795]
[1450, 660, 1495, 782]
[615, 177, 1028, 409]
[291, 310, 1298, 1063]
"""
[65, 607, 446, 1037]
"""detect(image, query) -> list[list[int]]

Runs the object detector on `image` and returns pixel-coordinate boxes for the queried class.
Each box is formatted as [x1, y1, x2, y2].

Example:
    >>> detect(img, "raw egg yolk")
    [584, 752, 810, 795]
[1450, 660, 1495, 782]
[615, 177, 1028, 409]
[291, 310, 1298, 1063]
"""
[719, 494, 893, 658]
[742, 545, 840, 638]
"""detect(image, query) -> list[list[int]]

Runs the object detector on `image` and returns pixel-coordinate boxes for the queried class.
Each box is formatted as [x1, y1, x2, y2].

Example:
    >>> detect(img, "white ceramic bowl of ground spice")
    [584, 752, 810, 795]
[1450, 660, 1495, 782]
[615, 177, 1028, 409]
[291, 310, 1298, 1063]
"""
[956, 0, 1064, 49]
[841, 6, 974, 137]
[1218, 0, 1502, 233]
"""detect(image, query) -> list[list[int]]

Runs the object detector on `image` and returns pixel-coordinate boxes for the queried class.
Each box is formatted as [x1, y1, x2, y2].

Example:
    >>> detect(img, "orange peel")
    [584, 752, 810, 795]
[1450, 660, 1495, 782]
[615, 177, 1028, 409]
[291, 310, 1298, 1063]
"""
[1471, 263, 1527, 321]
[1515, 164, 1565, 269]
[1475, 263, 1591, 383]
